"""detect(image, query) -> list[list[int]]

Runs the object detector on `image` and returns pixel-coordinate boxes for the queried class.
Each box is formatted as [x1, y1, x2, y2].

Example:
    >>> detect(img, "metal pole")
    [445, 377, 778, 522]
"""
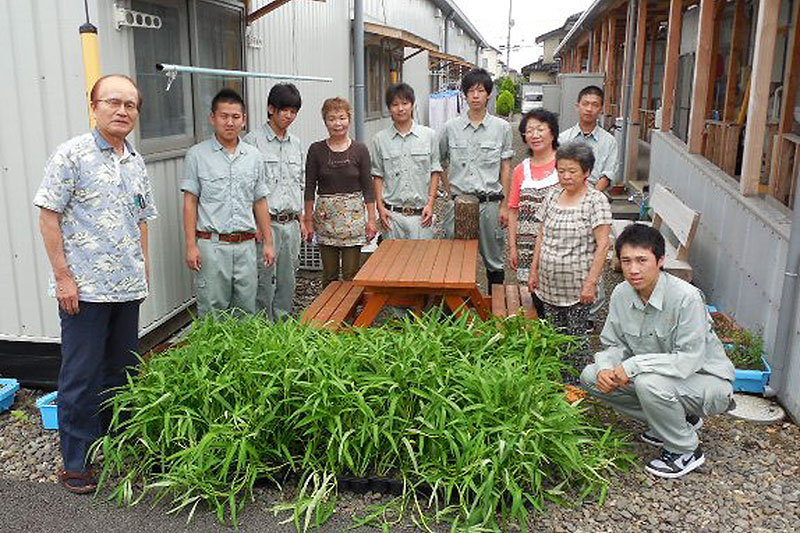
[353, 0, 366, 142]
[506, 0, 513, 71]
[155, 63, 333, 83]
[619, 0, 638, 186]
[771, 184, 800, 397]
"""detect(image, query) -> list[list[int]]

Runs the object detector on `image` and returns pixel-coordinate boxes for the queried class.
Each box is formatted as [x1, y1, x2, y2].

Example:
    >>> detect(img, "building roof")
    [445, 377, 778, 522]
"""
[554, 1, 615, 57]
[535, 12, 582, 44]
[432, 0, 491, 49]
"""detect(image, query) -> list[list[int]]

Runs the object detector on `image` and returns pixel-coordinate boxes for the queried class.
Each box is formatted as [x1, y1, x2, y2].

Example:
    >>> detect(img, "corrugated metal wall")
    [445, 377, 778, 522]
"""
[0, 0, 479, 343]
[650, 131, 800, 420]
[0, 0, 104, 341]
[364, 0, 441, 44]
[245, 0, 351, 145]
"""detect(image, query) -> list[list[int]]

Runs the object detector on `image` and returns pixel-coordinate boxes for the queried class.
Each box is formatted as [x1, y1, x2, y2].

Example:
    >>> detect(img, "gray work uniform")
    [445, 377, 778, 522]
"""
[439, 113, 513, 272]
[580, 273, 736, 454]
[370, 122, 442, 239]
[558, 124, 618, 187]
[243, 124, 304, 320]
[181, 136, 268, 316]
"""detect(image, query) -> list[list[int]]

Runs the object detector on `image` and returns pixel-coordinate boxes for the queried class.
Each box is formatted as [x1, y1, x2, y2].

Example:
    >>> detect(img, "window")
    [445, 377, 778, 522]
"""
[132, 0, 244, 155]
[366, 43, 402, 118]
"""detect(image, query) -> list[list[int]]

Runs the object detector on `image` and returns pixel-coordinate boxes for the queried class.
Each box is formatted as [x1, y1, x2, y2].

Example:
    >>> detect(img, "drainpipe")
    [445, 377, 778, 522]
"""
[80, 0, 101, 129]
[771, 186, 800, 397]
[619, 0, 638, 185]
[354, 0, 365, 142]
[444, 11, 454, 86]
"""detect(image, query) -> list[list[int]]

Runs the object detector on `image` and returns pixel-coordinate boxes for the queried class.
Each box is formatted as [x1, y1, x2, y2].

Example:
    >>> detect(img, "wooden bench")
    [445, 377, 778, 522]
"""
[490, 284, 539, 319]
[611, 184, 700, 282]
[300, 281, 365, 330]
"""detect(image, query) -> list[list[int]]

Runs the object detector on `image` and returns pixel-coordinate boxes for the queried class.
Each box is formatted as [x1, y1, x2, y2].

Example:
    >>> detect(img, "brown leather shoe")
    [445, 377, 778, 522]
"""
[57, 468, 97, 495]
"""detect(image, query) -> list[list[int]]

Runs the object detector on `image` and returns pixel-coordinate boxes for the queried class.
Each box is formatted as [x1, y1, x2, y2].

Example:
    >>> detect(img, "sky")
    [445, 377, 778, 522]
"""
[452, 0, 594, 71]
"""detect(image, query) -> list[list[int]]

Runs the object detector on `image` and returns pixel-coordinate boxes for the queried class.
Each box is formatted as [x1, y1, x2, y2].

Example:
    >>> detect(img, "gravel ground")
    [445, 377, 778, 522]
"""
[2, 115, 798, 531]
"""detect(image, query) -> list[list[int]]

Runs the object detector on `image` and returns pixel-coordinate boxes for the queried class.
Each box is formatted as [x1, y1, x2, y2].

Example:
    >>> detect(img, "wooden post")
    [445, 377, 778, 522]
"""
[600, 17, 609, 77]
[723, 0, 747, 123]
[705, 0, 729, 121]
[740, 0, 780, 196]
[631, 0, 648, 114]
[661, 0, 682, 131]
[454, 195, 480, 240]
[768, 0, 800, 201]
[626, 0, 648, 182]
[592, 25, 602, 71]
[687, 0, 715, 154]
[647, 21, 657, 109]
[605, 18, 616, 116]
[619, 2, 636, 116]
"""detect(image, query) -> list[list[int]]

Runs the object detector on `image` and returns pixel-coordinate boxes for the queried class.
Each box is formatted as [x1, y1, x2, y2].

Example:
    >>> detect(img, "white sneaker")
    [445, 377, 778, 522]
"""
[645, 447, 705, 478]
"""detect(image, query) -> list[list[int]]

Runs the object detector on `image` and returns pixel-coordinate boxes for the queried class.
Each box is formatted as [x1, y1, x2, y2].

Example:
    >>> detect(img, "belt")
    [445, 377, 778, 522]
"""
[196, 231, 256, 243]
[272, 212, 300, 223]
[385, 203, 424, 216]
[451, 192, 505, 203]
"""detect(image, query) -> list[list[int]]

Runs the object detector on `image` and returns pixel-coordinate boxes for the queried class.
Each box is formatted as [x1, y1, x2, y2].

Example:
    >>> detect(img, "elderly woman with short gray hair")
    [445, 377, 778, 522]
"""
[529, 141, 612, 335]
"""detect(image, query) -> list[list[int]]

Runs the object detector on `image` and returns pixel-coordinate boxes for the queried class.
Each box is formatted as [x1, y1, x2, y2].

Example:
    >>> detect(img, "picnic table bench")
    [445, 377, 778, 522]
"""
[490, 284, 539, 319]
[351, 239, 490, 326]
[300, 281, 365, 330]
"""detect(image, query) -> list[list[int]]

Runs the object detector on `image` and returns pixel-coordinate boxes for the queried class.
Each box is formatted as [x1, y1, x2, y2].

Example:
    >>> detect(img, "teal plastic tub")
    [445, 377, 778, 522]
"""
[35, 391, 59, 430]
[0, 378, 20, 413]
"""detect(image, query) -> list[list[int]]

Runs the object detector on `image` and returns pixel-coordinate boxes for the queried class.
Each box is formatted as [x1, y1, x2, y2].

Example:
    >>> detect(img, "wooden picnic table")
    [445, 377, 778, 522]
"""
[351, 239, 490, 326]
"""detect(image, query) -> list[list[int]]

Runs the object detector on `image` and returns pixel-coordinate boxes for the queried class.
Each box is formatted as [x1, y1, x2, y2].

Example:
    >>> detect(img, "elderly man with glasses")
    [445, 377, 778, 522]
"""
[34, 74, 157, 494]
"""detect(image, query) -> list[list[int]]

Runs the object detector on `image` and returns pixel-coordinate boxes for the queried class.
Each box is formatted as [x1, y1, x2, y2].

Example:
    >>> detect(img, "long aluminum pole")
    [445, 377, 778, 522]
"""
[771, 182, 800, 397]
[619, 0, 638, 186]
[506, 0, 513, 71]
[156, 63, 333, 83]
[353, 0, 366, 142]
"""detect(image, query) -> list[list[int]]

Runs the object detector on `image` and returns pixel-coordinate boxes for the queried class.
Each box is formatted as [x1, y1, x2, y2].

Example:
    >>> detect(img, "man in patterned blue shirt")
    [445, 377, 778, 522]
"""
[34, 74, 157, 494]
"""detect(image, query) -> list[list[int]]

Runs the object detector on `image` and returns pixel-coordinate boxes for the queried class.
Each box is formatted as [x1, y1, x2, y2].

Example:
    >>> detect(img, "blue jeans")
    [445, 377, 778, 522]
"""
[58, 300, 140, 472]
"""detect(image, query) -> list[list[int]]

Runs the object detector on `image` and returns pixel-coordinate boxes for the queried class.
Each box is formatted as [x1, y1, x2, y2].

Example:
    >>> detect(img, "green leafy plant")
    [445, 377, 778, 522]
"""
[94, 310, 634, 531]
[725, 329, 765, 371]
[496, 90, 514, 117]
[10, 410, 30, 422]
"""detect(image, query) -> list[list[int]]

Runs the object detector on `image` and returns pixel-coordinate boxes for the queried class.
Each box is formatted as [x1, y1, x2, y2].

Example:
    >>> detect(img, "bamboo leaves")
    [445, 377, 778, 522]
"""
[94, 310, 634, 531]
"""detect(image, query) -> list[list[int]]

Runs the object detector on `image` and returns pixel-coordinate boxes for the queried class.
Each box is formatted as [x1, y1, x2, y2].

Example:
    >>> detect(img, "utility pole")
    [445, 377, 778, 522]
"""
[506, 0, 513, 72]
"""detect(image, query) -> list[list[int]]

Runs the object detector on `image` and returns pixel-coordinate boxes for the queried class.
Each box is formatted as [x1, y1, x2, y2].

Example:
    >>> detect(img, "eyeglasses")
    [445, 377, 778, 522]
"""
[95, 98, 139, 112]
[525, 127, 549, 136]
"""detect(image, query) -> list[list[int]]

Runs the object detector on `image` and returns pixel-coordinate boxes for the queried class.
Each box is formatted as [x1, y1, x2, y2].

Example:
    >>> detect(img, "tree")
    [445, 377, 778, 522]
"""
[496, 90, 514, 117]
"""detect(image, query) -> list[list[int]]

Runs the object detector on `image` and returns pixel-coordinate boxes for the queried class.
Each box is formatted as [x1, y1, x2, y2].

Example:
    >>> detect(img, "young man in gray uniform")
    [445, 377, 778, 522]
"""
[371, 83, 441, 239]
[558, 85, 618, 192]
[581, 224, 735, 478]
[182, 88, 275, 316]
[243, 83, 305, 320]
[439, 68, 514, 290]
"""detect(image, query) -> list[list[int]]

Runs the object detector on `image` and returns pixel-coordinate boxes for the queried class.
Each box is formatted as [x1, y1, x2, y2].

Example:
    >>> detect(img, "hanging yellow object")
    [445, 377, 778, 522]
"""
[80, 23, 101, 129]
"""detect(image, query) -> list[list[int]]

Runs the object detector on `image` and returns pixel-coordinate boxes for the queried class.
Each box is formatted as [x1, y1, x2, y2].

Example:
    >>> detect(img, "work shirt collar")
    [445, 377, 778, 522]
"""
[630, 272, 666, 312]
[460, 111, 488, 130]
[391, 121, 420, 139]
[573, 124, 599, 140]
[92, 129, 136, 156]
[211, 134, 245, 156]
[264, 122, 289, 142]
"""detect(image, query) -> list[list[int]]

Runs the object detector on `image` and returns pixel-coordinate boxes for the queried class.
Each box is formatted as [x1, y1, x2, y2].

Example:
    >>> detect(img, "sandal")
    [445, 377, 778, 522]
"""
[57, 468, 97, 495]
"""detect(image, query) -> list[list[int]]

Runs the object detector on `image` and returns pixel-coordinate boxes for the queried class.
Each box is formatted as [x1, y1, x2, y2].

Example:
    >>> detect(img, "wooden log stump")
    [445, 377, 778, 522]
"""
[454, 195, 479, 240]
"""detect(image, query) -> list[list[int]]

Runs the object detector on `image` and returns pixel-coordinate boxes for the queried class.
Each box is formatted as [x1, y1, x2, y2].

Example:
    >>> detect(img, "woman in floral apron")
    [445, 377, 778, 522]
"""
[304, 97, 378, 285]
[508, 109, 560, 316]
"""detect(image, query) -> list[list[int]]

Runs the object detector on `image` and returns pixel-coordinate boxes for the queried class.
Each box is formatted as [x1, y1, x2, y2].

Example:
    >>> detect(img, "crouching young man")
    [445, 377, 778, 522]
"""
[580, 224, 735, 478]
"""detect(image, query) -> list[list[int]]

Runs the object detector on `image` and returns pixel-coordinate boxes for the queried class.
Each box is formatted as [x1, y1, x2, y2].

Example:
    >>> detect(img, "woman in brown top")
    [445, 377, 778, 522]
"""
[304, 97, 378, 285]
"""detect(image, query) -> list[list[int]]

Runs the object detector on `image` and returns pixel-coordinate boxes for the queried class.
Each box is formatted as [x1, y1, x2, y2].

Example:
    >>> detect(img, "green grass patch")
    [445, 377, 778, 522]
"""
[94, 310, 634, 531]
